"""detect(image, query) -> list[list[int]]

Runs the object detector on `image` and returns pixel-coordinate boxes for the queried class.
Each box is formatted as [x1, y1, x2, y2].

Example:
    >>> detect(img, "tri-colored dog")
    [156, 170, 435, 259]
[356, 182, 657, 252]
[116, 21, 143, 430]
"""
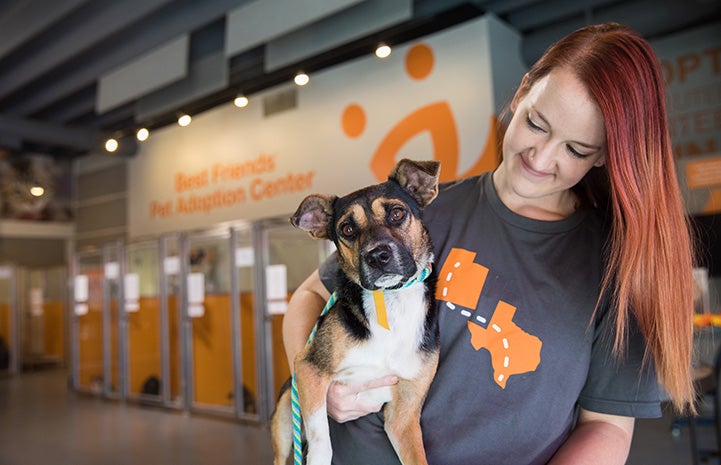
[271, 158, 441, 465]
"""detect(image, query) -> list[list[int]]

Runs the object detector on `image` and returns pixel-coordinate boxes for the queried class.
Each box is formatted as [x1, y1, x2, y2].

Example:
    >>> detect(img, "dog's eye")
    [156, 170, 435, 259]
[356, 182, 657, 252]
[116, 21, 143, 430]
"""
[340, 223, 355, 238]
[388, 206, 406, 224]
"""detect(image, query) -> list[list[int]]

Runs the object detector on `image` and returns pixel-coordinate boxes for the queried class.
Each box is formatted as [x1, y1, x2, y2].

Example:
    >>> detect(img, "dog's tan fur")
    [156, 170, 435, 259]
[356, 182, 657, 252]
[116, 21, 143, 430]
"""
[271, 159, 441, 465]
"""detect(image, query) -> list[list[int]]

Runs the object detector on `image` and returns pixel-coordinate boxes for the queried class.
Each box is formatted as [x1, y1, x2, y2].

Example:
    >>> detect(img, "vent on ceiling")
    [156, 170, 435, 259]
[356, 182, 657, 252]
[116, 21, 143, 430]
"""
[263, 87, 298, 117]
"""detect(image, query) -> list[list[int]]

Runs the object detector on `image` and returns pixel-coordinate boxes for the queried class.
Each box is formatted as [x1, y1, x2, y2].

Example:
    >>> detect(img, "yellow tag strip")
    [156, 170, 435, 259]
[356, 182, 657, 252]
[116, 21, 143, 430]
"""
[372, 290, 390, 330]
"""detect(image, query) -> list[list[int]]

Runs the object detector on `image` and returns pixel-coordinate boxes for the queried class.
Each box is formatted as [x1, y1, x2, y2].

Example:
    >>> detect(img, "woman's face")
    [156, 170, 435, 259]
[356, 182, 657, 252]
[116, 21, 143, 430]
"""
[496, 66, 606, 218]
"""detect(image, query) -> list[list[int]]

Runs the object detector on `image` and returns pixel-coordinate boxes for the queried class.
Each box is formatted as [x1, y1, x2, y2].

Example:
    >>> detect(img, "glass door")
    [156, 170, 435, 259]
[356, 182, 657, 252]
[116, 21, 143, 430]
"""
[21, 267, 67, 370]
[160, 233, 186, 409]
[258, 219, 333, 419]
[103, 242, 124, 398]
[0, 266, 18, 374]
[232, 225, 259, 420]
[125, 240, 162, 403]
[186, 228, 235, 415]
[72, 250, 104, 394]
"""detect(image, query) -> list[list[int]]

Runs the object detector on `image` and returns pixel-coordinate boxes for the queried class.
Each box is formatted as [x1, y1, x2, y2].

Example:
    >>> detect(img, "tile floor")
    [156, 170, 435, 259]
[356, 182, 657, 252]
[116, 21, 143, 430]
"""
[0, 369, 716, 465]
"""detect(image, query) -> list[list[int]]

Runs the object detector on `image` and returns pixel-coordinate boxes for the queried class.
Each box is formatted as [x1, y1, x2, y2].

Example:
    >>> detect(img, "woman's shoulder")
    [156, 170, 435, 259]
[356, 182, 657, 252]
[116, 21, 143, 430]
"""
[430, 172, 487, 209]
[423, 172, 488, 220]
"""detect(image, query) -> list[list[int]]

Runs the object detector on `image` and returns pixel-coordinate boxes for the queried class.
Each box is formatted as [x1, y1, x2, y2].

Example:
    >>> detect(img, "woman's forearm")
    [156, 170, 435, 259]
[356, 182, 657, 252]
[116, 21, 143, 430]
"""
[282, 269, 330, 371]
[548, 409, 635, 465]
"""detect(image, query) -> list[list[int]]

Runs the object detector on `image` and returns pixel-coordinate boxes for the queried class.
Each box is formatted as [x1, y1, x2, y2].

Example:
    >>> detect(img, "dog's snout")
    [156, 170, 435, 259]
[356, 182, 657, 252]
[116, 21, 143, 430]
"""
[368, 245, 393, 268]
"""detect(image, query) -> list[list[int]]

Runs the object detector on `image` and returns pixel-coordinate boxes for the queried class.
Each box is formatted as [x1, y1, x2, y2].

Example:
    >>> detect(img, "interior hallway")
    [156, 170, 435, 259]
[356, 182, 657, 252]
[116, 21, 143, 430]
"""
[0, 370, 274, 465]
[0, 369, 716, 465]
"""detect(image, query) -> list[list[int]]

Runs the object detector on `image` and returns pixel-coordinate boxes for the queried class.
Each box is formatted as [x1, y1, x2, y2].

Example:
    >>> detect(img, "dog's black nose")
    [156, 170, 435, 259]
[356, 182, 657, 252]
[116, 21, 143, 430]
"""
[367, 244, 393, 268]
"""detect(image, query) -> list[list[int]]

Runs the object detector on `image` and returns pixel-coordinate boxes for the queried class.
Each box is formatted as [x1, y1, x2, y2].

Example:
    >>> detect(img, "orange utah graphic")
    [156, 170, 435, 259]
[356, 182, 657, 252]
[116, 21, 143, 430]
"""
[436, 248, 542, 389]
[340, 43, 504, 183]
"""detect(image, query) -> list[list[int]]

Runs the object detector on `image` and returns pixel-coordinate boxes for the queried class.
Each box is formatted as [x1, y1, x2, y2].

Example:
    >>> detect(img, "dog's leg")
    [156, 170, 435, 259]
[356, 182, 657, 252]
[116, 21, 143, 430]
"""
[296, 360, 334, 465]
[383, 353, 439, 465]
[271, 388, 293, 465]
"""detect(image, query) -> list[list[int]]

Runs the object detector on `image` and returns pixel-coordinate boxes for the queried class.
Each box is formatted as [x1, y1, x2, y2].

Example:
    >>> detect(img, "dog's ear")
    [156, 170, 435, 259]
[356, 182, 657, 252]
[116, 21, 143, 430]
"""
[389, 158, 441, 208]
[290, 194, 337, 240]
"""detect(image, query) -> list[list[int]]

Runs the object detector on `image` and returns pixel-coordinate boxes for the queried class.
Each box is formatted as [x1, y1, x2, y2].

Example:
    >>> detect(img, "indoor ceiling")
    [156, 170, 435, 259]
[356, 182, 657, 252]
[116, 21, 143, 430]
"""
[0, 0, 718, 159]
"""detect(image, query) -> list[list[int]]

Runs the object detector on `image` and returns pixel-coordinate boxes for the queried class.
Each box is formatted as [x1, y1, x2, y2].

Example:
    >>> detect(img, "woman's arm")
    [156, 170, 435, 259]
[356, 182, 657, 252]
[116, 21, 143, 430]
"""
[282, 269, 331, 371]
[548, 408, 635, 465]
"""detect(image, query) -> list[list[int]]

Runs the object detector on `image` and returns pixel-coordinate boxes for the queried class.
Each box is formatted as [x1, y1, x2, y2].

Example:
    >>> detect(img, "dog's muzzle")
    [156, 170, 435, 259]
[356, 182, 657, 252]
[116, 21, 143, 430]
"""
[359, 241, 417, 290]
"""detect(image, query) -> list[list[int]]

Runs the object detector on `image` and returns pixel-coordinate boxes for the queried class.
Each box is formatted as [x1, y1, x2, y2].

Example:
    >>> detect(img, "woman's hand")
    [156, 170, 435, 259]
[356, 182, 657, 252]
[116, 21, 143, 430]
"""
[326, 375, 399, 423]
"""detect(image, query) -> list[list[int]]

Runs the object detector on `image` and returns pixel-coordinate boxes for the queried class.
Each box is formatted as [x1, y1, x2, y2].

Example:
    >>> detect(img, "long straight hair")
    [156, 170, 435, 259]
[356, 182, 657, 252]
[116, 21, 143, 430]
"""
[516, 23, 696, 413]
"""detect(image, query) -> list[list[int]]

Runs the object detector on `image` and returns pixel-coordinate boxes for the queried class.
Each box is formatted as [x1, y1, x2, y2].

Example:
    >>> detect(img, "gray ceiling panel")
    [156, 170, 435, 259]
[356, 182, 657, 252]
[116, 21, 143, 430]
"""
[0, 0, 716, 158]
[135, 50, 229, 123]
[0, 0, 88, 60]
[96, 35, 189, 114]
[265, 0, 412, 72]
[0, 0, 174, 100]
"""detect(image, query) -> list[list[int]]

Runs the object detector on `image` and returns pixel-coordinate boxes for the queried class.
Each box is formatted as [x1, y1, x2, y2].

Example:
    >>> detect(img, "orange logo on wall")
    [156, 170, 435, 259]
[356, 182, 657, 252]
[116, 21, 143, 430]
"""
[436, 248, 542, 389]
[340, 43, 504, 182]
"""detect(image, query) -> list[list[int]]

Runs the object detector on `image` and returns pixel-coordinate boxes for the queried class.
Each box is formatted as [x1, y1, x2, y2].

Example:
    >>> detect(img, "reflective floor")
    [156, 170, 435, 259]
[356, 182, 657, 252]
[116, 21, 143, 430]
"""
[0, 369, 716, 465]
[0, 370, 274, 465]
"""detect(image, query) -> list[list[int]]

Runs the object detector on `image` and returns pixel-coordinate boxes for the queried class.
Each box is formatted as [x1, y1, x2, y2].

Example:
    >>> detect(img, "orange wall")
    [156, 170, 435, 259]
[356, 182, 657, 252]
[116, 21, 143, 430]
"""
[43, 301, 64, 359]
[73, 292, 290, 409]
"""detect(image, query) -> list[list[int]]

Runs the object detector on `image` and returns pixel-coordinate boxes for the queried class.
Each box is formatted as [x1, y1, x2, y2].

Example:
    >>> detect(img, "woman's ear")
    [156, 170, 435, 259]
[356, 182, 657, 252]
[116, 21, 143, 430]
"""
[593, 157, 606, 168]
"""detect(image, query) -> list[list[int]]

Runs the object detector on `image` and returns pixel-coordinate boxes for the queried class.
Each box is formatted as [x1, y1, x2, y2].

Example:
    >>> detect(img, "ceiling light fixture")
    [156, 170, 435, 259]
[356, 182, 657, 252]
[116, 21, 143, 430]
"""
[178, 114, 192, 127]
[105, 138, 118, 152]
[136, 128, 149, 141]
[234, 95, 249, 108]
[294, 72, 310, 86]
[29, 186, 45, 197]
[375, 44, 392, 59]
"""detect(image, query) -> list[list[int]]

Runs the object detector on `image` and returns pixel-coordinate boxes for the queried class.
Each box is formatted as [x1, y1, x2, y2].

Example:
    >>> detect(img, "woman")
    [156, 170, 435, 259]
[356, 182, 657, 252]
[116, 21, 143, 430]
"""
[282, 23, 696, 464]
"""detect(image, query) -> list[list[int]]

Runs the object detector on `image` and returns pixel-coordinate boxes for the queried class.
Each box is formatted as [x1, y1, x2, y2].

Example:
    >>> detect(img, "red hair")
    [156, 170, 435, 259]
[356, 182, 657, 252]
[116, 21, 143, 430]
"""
[516, 23, 696, 413]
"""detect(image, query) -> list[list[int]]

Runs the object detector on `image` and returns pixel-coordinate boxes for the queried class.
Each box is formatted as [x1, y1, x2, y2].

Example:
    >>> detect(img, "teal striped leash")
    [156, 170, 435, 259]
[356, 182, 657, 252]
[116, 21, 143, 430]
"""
[289, 264, 432, 465]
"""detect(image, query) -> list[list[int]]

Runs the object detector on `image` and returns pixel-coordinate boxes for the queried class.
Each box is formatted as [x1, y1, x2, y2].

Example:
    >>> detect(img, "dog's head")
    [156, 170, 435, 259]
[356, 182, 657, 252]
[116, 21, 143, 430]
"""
[291, 158, 440, 290]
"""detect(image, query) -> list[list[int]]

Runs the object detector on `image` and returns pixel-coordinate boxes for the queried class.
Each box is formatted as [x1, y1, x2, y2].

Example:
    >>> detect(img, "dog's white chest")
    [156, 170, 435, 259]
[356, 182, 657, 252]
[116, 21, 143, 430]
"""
[335, 285, 428, 386]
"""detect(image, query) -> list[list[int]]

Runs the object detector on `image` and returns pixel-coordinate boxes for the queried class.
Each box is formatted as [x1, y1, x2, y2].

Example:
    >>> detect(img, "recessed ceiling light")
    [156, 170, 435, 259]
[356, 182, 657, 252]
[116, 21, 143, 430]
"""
[234, 95, 249, 108]
[294, 72, 310, 86]
[136, 128, 149, 141]
[375, 44, 391, 58]
[105, 138, 118, 152]
[178, 114, 192, 127]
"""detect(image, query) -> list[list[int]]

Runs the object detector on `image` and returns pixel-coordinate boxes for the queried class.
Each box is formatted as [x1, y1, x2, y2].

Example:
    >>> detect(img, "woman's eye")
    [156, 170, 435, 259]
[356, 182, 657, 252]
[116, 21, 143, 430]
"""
[340, 223, 355, 238]
[566, 144, 590, 159]
[389, 207, 406, 223]
[525, 115, 544, 132]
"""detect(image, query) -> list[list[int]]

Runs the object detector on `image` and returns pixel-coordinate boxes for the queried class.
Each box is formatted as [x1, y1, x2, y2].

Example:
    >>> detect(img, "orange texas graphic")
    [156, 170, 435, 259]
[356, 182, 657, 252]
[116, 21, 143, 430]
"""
[436, 247, 542, 388]
[467, 301, 542, 389]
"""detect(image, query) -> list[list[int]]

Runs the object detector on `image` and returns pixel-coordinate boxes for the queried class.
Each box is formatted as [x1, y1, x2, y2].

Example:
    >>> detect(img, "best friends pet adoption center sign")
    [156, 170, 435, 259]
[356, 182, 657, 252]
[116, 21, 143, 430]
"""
[128, 15, 526, 238]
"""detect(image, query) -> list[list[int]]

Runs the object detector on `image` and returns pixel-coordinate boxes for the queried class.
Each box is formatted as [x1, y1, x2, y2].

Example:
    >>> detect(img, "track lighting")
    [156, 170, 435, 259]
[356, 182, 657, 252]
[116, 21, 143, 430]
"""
[294, 72, 310, 86]
[375, 43, 391, 58]
[234, 95, 249, 108]
[105, 138, 118, 152]
[178, 114, 192, 127]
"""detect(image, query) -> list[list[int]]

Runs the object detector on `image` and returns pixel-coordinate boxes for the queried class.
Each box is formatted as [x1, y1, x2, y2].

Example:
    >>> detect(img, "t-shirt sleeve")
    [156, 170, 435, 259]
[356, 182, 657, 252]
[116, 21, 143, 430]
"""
[577, 306, 662, 418]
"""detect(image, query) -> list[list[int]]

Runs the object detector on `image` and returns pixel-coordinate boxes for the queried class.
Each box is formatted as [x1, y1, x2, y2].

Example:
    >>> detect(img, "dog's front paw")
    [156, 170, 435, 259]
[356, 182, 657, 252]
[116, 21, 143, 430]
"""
[306, 443, 333, 465]
[304, 408, 334, 465]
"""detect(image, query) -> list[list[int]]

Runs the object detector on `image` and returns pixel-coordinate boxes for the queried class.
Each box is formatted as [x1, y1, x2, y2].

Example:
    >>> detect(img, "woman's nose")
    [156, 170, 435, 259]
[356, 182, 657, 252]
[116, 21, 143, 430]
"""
[528, 142, 556, 170]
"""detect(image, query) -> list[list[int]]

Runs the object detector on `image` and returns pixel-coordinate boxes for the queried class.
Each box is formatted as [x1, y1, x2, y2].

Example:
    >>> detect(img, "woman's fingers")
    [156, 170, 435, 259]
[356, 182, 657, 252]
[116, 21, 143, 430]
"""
[326, 376, 399, 423]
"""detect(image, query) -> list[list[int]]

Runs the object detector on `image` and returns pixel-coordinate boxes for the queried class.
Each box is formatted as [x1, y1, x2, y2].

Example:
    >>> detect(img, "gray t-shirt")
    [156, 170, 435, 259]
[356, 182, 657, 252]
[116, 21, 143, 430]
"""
[319, 172, 660, 465]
